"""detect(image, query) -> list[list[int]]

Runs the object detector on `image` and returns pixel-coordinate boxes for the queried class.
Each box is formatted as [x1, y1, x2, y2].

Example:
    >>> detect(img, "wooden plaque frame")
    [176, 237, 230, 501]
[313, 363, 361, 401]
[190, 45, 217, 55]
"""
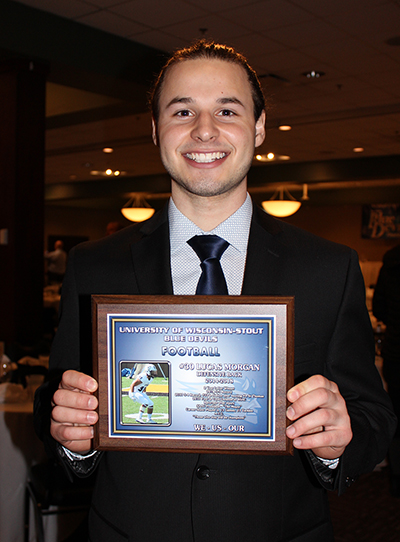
[92, 295, 294, 454]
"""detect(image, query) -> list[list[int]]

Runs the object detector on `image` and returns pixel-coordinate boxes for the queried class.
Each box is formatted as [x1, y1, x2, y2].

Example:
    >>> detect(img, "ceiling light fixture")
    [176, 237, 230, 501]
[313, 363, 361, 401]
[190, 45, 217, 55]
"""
[301, 184, 309, 201]
[90, 169, 125, 177]
[121, 193, 155, 222]
[302, 70, 325, 79]
[262, 187, 301, 217]
[278, 125, 292, 131]
[103, 147, 114, 153]
[255, 153, 275, 161]
[353, 147, 364, 153]
[255, 153, 290, 162]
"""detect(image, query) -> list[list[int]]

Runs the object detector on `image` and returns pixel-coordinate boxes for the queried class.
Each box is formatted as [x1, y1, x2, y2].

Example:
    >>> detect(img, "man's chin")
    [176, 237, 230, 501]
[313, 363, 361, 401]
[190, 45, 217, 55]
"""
[171, 177, 246, 199]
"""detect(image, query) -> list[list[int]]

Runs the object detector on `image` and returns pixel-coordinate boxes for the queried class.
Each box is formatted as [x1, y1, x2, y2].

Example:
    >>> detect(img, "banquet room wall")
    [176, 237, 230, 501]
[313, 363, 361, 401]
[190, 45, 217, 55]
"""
[45, 202, 399, 266]
[284, 203, 399, 263]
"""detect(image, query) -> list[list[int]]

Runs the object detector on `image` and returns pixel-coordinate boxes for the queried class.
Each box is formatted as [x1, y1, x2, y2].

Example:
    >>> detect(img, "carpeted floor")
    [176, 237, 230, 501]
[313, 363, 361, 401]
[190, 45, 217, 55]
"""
[329, 466, 400, 541]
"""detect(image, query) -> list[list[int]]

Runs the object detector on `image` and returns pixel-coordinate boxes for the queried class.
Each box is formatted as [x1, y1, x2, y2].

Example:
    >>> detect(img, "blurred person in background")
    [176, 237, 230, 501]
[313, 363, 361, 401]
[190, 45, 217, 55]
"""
[44, 240, 67, 284]
[373, 244, 400, 496]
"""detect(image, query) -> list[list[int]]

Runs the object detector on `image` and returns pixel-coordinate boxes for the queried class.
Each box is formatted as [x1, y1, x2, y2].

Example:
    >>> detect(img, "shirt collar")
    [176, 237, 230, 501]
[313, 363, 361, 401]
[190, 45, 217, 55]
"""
[168, 193, 253, 254]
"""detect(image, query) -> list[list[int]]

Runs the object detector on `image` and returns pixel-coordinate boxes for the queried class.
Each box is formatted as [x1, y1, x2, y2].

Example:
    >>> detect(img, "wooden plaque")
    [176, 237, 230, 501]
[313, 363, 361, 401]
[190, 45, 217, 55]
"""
[92, 295, 294, 454]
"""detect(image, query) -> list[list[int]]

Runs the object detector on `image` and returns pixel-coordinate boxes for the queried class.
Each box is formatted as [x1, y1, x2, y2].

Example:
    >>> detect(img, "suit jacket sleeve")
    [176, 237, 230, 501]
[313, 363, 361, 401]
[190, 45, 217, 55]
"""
[34, 246, 92, 470]
[323, 250, 396, 493]
[245, 209, 396, 494]
[34, 211, 171, 473]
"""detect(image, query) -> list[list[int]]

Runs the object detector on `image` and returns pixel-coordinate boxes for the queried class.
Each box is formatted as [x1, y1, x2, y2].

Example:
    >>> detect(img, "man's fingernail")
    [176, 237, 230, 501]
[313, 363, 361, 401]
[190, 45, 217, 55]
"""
[88, 396, 97, 409]
[286, 406, 295, 419]
[286, 425, 295, 437]
[87, 379, 97, 392]
[87, 412, 97, 424]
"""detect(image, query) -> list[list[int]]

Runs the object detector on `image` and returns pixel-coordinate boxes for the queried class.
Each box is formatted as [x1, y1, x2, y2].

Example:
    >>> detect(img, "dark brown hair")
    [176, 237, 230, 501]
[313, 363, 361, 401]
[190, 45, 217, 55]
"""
[149, 40, 265, 124]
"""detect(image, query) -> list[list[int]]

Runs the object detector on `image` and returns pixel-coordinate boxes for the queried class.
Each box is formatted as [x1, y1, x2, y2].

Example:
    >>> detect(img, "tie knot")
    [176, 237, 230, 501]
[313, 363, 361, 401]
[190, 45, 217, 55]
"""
[187, 235, 229, 263]
[187, 235, 230, 295]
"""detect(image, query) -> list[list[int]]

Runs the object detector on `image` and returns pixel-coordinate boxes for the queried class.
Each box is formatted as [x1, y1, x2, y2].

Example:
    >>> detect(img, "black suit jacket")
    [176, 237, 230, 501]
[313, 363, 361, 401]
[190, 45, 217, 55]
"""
[35, 203, 395, 542]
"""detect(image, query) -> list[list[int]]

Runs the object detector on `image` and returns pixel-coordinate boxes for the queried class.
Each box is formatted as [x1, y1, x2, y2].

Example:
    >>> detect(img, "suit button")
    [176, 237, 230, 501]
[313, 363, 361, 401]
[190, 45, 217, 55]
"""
[196, 466, 210, 480]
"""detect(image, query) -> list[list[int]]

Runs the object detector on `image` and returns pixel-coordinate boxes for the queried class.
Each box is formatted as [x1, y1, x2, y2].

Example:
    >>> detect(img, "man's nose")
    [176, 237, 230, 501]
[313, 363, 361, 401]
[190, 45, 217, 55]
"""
[191, 112, 219, 142]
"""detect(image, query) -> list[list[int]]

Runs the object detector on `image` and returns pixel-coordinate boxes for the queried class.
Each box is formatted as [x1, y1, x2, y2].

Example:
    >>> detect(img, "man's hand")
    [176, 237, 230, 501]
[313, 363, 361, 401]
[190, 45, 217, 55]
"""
[51, 370, 98, 454]
[286, 375, 352, 460]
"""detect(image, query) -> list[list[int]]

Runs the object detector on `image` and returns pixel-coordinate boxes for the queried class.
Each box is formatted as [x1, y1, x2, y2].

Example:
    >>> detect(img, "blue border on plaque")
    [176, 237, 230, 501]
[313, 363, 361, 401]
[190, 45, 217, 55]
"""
[107, 315, 276, 442]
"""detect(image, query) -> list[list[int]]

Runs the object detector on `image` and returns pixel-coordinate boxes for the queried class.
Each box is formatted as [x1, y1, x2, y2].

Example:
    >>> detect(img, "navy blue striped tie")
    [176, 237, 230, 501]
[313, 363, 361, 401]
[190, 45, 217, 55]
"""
[187, 235, 229, 295]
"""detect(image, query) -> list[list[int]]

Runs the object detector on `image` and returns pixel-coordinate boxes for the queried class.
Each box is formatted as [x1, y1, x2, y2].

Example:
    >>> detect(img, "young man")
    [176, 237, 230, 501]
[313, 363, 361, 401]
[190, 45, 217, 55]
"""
[35, 41, 395, 541]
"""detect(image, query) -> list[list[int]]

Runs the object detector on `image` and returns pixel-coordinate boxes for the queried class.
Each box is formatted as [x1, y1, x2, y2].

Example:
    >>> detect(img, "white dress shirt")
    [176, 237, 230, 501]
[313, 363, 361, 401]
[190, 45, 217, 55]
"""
[169, 193, 252, 295]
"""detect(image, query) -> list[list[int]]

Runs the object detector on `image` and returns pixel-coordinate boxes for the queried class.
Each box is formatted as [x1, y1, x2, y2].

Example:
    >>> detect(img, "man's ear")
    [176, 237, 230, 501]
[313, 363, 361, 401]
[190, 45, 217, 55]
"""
[255, 110, 266, 148]
[151, 117, 158, 146]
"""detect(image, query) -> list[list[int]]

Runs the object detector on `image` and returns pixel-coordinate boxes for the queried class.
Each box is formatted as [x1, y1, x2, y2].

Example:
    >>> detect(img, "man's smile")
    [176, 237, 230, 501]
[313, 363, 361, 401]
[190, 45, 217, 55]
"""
[184, 151, 227, 163]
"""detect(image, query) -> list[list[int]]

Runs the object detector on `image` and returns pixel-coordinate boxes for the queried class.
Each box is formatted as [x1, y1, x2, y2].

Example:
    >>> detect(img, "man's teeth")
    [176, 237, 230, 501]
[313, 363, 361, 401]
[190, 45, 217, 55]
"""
[186, 152, 226, 163]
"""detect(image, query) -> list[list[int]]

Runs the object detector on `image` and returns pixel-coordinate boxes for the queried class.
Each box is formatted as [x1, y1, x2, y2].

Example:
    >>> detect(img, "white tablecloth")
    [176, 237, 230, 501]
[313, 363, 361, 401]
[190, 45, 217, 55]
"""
[0, 402, 51, 542]
[0, 401, 88, 541]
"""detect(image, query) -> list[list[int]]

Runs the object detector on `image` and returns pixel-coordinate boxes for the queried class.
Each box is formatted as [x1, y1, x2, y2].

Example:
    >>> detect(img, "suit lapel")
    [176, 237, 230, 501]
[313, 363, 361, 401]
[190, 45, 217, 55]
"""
[129, 202, 289, 297]
[130, 205, 173, 295]
[242, 205, 288, 296]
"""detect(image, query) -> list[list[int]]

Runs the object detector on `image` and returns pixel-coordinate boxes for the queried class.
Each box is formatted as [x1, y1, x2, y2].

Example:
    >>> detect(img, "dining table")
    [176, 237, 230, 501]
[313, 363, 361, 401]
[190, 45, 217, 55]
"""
[0, 400, 44, 541]
[0, 392, 67, 542]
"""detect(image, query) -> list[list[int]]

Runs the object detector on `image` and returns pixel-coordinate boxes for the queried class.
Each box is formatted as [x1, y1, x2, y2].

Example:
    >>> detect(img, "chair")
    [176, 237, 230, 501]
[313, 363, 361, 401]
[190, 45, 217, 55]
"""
[25, 460, 95, 542]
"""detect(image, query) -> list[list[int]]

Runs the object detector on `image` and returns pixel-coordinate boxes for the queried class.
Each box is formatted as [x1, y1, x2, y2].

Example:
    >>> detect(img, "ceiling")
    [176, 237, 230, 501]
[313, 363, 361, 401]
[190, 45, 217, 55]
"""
[3, 0, 400, 210]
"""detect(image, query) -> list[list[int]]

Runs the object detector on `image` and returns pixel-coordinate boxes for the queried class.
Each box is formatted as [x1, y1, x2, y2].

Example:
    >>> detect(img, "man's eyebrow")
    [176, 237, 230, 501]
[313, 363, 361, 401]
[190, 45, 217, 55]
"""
[166, 97, 193, 108]
[166, 96, 245, 108]
[217, 97, 244, 107]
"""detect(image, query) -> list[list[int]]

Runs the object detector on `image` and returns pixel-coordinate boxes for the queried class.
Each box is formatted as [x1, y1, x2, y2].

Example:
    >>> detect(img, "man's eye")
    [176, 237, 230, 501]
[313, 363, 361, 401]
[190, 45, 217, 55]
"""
[176, 110, 192, 117]
[218, 109, 235, 117]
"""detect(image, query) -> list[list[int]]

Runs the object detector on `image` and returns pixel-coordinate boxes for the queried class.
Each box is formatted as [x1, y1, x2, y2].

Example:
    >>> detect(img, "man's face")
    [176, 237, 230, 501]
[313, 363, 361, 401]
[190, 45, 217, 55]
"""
[153, 58, 265, 201]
